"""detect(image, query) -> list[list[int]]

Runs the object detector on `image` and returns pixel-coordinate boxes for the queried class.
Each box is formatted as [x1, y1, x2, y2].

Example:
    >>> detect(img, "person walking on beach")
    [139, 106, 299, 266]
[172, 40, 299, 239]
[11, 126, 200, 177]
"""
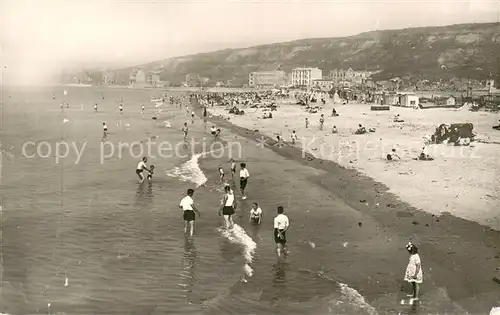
[191, 111, 195, 122]
[305, 117, 309, 129]
[219, 185, 237, 229]
[218, 165, 225, 183]
[94, 103, 98, 112]
[136, 157, 152, 184]
[249, 202, 262, 224]
[274, 206, 289, 257]
[239, 163, 250, 200]
[291, 130, 298, 145]
[179, 189, 201, 237]
[119, 103, 123, 114]
[319, 114, 325, 131]
[182, 122, 189, 142]
[102, 122, 108, 139]
[404, 242, 423, 303]
[230, 159, 236, 178]
[141, 105, 145, 115]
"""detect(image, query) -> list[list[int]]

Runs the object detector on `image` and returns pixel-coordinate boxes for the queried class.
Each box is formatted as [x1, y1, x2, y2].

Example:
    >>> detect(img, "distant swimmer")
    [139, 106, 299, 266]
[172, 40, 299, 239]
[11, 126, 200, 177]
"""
[239, 163, 250, 200]
[141, 105, 145, 115]
[219, 185, 237, 229]
[274, 206, 289, 257]
[182, 122, 189, 142]
[218, 165, 225, 182]
[94, 103, 98, 112]
[102, 122, 108, 138]
[249, 202, 262, 224]
[119, 104, 123, 114]
[136, 157, 152, 184]
[179, 189, 201, 237]
[229, 159, 236, 178]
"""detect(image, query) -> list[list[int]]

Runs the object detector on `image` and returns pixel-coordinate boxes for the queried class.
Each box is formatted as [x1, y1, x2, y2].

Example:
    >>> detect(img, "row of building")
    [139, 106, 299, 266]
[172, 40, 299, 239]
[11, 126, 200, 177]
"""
[100, 69, 163, 86]
[248, 67, 373, 89]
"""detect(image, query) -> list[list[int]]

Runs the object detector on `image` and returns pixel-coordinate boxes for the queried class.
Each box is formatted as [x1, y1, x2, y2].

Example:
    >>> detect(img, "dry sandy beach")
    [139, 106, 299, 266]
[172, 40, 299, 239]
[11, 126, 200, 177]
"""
[209, 101, 500, 230]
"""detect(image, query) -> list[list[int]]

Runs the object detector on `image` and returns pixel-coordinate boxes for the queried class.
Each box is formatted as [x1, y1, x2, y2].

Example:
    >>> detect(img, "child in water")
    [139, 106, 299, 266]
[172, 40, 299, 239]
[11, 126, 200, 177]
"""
[147, 165, 155, 181]
[218, 165, 224, 182]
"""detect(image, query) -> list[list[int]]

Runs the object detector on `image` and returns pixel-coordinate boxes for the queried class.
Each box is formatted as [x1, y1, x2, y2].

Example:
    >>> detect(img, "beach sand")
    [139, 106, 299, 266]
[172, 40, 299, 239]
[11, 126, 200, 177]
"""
[209, 101, 500, 230]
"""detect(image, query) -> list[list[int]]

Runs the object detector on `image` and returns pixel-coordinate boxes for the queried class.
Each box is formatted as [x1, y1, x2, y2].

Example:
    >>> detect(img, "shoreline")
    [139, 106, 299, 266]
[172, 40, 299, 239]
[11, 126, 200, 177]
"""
[207, 103, 500, 229]
[193, 99, 500, 314]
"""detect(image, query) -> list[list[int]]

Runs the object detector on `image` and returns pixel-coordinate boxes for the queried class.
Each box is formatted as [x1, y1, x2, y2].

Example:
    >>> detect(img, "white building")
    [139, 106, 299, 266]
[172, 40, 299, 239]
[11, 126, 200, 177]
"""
[135, 70, 146, 84]
[400, 93, 419, 107]
[248, 71, 285, 87]
[291, 68, 322, 87]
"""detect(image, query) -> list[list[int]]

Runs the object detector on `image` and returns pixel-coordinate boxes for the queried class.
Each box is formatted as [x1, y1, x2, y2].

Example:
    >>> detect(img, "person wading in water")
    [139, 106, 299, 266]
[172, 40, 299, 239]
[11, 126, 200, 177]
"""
[179, 189, 201, 237]
[219, 185, 237, 229]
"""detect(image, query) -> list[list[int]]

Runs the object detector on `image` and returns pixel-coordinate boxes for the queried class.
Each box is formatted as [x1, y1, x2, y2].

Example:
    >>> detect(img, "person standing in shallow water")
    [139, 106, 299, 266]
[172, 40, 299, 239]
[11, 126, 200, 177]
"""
[404, 242, 423, 302]
[179, 189, 201, 237]
[239, 163, 250, 200]
[219, 185, 237, 229]
[274, 206, 289, 257]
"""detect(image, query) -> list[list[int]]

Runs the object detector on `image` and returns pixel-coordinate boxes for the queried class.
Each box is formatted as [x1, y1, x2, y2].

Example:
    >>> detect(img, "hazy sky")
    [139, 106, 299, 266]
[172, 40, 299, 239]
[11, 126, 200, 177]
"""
[1, 0, 499, 85]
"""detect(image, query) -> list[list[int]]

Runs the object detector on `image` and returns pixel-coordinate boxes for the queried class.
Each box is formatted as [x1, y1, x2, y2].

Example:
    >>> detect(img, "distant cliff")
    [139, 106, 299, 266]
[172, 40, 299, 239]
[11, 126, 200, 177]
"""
[95, 22, 500, 86]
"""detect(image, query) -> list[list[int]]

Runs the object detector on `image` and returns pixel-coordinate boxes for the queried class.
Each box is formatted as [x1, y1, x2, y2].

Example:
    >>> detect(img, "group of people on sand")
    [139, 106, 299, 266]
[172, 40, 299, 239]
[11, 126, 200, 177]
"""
[386, 146, 434, 162]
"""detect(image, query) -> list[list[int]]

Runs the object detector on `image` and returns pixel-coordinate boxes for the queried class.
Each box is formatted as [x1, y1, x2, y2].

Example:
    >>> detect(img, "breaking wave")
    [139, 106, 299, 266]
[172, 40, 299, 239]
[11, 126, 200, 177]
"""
[219, 224, 257, 278]
[166, 153, 207, 187]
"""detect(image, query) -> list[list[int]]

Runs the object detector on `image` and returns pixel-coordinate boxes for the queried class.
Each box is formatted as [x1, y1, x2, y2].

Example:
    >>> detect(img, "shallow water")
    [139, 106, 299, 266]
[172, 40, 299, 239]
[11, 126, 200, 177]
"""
[0, 86, 469, 314]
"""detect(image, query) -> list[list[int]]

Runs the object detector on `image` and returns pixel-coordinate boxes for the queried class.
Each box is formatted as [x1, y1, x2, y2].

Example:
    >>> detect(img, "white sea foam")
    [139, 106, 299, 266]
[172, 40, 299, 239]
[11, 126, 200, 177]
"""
[490, 307, 500, 315]
[166, 143, 227, 187]
[166, 153, 207, 187]
[219, 224, 257, 277]
[318, 271, 378, 315]
[160, 121, 171, 128]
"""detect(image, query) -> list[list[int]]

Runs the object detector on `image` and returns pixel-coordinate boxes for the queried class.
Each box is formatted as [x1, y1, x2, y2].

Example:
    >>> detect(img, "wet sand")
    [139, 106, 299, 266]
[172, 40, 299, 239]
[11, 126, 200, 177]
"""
[196, 101, 500, 314]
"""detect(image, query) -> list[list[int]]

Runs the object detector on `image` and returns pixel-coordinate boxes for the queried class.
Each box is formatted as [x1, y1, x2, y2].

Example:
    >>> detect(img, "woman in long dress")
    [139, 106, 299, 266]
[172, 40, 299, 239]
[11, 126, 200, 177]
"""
[404, 242, 423, 301]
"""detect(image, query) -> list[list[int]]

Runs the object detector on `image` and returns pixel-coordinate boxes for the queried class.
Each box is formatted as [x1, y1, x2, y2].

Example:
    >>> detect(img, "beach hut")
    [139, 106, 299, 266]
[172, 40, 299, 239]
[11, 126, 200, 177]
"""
[400, 93, 419, 107]
[446, 96, 456, 106]
[332, 92, 341, 104]
[383, 92, 399, 105]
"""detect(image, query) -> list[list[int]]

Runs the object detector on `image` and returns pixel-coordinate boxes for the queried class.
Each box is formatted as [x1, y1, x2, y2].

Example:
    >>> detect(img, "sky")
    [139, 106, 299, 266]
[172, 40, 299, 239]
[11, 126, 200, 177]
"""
[1, 0, 499, 85]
